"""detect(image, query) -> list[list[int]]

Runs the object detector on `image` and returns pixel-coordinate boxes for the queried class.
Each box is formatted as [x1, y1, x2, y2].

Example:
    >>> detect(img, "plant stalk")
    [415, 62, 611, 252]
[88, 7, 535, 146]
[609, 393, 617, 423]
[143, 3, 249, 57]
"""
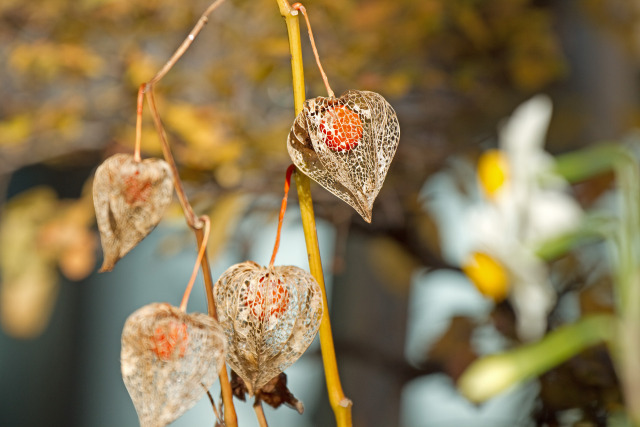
[275, 1, 352, 425]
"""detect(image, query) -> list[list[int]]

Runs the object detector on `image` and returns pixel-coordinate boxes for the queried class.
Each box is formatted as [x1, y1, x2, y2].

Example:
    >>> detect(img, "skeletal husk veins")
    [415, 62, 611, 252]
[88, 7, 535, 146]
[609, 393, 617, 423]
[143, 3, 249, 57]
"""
[287, 90, 400, 222]
[213, 261, 323, 395]
[121, 303, 226, 427]
[93, 153, 173, 272]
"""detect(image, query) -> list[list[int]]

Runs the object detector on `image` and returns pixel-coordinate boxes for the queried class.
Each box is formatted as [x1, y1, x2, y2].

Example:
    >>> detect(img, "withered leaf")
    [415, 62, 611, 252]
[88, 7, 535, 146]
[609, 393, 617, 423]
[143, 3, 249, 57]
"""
[257, 372, 305, 414]
[288, 90, 400, 222]
[121, 303, 226, 427]
[93, 153, 173, 272]
[230, 370, 304, 414]
[214, 261, 323, 395]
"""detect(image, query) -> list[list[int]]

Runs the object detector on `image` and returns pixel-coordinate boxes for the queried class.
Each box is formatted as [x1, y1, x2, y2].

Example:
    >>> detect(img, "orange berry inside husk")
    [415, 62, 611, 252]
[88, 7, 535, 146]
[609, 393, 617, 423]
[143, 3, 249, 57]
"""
[319, 105, 363, 152]
[246, 276, 290, 322]
[151, 321, 189, 361]
[123, 171, 153, 205]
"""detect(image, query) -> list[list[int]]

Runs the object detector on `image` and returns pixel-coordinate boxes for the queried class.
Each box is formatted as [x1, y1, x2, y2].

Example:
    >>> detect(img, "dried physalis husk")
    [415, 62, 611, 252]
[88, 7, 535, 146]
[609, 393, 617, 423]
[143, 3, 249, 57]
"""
[213, 261, 323, 395]
[93, 153, 173, 272]
[121, 303, 226, 427]
[287, 90, 400, 222]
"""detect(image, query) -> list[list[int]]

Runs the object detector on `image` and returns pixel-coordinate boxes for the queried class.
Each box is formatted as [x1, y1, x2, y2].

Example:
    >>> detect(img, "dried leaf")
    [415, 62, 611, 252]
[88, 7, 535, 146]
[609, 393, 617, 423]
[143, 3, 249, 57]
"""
[230, 371, 304, 414]
[93, 153, 173, 272]
[214, 261, 323, 394]
[256, 372, 305, 413]
[121, 303, 226, 427]
[287, 90, 400, 222]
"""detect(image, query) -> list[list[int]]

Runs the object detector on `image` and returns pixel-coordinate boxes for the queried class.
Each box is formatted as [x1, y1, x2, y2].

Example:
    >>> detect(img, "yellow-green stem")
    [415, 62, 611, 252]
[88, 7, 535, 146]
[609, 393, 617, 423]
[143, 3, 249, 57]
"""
[275, 1, 352, 426]
[458, 314, 614, 403]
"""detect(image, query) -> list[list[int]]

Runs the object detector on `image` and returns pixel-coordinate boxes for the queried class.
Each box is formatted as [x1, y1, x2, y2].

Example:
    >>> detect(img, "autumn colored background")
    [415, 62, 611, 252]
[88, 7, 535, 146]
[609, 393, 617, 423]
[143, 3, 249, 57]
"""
[1, 0, 639, 426]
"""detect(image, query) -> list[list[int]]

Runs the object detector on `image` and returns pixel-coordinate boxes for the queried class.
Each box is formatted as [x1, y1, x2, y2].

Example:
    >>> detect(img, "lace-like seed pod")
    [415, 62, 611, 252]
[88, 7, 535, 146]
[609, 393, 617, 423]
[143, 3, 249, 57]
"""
[93, 153, 173, 272]
[287, 90, 400, 222]
[121, 303, 226, 427]
[213, 261, 323, 395]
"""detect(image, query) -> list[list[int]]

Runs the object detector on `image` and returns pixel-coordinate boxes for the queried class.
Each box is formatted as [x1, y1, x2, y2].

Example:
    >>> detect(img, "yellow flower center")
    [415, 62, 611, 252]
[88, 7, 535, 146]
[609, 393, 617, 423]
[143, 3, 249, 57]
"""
[477, 149, 508, 198]
[462, 251, 510, 302]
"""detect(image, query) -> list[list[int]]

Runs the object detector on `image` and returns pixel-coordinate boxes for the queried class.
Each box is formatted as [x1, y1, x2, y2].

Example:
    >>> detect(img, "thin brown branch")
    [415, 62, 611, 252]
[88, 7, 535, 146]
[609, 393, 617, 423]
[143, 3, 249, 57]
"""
[144, 88, 201, 228]
[202, 383, 222, 424]
[146, 0, 228, 87]
[137, 1, 237, 425]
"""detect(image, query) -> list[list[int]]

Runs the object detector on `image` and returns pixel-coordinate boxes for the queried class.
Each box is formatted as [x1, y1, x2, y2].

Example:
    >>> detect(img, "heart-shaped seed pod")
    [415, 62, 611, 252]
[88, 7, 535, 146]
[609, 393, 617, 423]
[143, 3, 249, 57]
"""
[121, 303, 226, 427]
[93, 153, 173, 272]
[287, 90, 400, 222]
[213, 261, 323, 394]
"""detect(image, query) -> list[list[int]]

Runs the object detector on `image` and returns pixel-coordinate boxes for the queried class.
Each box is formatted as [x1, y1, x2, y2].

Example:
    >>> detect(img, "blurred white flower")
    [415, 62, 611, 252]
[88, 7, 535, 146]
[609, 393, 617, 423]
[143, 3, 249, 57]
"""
[421, 95, 583, 341]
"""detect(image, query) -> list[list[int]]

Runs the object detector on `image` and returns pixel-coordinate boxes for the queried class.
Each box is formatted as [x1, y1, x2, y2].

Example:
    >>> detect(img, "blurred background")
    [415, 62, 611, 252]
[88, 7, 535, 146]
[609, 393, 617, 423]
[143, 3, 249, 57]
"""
[1, 0, 639, 426]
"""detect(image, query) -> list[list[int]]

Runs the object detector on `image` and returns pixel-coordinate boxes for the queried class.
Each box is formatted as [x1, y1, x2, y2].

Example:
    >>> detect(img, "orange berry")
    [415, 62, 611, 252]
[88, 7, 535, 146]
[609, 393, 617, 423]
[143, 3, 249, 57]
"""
[151, 321, 189, 361]
[319, 105, 363, 152]
[123, 171, 153, 205]
[246, 276, 289, 322]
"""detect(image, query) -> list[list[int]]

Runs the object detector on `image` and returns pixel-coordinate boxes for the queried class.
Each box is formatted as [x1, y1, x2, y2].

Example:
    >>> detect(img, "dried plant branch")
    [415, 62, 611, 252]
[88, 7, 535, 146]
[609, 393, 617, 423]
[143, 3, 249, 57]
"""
[134, 1, 237, 425]
[144, 87, 201, 229]
[146, 0, 228, 87]
[202, 383, 223, 425]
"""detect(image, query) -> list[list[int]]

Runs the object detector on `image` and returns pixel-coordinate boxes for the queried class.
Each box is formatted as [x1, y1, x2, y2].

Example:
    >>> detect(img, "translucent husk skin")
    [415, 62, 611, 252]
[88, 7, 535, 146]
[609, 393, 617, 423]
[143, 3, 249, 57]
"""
[93, 153, 173, 271]
[213, 261, 323, 394]
[121, 303, 226, 427]
[288, 90, 400, 222]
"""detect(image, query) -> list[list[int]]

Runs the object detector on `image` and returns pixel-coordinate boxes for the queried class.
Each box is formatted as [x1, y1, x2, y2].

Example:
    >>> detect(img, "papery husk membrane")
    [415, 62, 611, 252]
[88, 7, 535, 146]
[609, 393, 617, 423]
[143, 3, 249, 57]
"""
[213, 261, 323, 394]
[121, 303, 226, 427]
[287, 90, 400, 222]
[93, 153, 173, 271]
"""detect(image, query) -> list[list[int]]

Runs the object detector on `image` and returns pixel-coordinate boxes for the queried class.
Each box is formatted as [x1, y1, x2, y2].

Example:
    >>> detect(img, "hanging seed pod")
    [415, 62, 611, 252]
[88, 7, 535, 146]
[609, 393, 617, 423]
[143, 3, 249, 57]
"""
[213, 261, 323, 394]
[93, 153, 173, 272]
[287, 90, 400, 222]
[121, 303, 226, 427]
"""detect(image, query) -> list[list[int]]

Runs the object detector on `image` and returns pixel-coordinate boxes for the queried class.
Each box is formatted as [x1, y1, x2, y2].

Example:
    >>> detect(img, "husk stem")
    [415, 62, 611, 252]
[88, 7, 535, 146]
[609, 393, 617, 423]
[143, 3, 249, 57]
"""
[275, 1, 353, 426]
